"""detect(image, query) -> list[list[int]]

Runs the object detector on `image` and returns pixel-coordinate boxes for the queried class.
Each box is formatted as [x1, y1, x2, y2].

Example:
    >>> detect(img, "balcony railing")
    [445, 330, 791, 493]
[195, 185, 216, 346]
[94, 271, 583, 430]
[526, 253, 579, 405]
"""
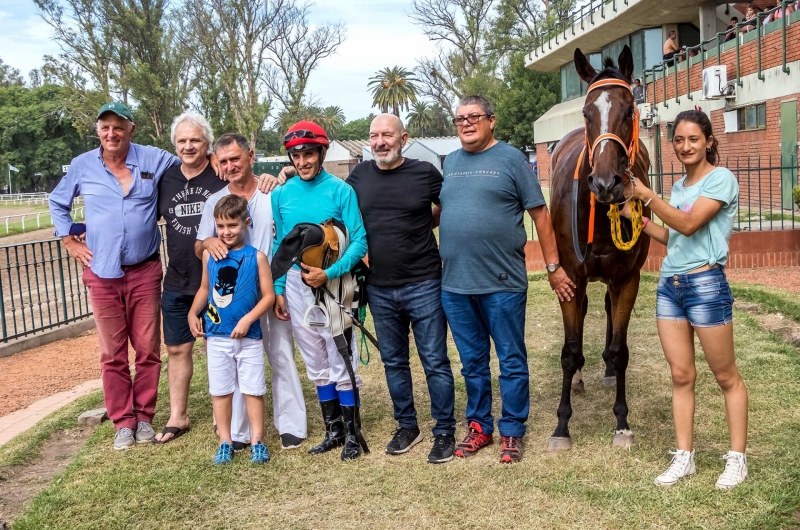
[531, 0, 618, 57]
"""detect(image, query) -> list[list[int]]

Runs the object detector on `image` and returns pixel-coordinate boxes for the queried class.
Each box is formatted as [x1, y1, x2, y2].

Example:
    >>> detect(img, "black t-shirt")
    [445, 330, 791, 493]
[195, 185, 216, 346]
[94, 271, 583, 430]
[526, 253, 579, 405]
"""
[347, 158, 442, 287]
[158, 163, 226, 295]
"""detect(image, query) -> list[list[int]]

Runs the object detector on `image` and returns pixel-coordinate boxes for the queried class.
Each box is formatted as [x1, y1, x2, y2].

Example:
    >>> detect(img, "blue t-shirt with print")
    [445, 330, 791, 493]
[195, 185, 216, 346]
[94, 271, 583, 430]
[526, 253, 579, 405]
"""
[660, 167, 739, 276]
[204, 245, 262, 339]
[439, 141, 546, 294]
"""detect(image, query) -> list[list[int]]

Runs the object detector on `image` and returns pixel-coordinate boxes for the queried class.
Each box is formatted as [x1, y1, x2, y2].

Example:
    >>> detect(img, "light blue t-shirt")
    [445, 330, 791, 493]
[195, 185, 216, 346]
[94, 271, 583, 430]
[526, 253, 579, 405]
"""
[660, 167, 739, 276]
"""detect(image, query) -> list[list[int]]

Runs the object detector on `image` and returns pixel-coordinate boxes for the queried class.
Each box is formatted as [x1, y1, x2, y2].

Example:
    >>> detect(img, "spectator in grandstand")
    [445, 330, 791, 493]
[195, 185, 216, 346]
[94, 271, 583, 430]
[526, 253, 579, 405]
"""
[632, 78, 644, 104]
[663, 30, 680, 64]
[765, 0, 794, 22]
[741, 4, 762, 33]
[725, 17, 739, 42]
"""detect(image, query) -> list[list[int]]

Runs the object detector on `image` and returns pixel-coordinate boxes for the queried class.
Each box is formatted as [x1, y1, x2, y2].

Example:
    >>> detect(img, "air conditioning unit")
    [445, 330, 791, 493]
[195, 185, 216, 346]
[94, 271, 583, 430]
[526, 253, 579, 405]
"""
[702, 65, 735, 99]
[638, 102, 653, 120]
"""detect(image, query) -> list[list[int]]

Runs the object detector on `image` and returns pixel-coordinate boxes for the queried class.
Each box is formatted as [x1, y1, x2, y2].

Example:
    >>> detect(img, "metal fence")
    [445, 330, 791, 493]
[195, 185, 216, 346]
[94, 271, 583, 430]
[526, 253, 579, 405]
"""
[650, 155, 799, 232]
[0, 224, 169, 343]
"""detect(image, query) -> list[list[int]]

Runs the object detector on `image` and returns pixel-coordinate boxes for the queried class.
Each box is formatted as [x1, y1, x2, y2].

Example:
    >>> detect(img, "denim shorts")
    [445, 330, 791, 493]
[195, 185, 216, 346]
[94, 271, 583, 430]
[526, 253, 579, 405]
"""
[161, 289, 197, 346]
[656, 267, 734, 328]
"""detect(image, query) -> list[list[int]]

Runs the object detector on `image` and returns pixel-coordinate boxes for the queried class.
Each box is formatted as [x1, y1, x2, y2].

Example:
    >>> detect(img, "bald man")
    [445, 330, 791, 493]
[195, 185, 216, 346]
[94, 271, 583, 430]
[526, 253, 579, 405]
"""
[347, 114, 456, 464]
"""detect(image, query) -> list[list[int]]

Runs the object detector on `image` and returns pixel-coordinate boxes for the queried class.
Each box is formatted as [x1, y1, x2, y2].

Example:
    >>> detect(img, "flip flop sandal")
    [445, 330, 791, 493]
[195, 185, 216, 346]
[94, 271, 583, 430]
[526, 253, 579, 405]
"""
[152, 426, 191, 444]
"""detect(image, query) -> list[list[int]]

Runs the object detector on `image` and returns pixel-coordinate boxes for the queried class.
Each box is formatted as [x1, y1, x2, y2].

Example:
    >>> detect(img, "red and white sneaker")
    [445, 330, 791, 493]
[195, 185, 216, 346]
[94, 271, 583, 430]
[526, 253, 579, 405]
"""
[454, 421, 493, 458]
[499, 436, 524, 463]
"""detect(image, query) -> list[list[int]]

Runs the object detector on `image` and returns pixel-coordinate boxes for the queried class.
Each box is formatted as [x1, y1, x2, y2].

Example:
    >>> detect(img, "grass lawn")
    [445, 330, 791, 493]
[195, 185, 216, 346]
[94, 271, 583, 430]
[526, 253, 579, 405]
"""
[8, 276, 800, 529]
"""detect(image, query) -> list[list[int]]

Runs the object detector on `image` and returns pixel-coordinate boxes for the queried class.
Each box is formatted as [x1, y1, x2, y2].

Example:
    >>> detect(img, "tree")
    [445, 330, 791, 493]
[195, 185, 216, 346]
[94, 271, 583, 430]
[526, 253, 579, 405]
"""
[264, 3, 345, 120]
[409, 0, 502, 117]
[180, 0, 288, 150]
[320, 106, 346, 138]
[429, 102, 457, 136]
[0, 84, 85, 192]
[0, 58, 24, 88]
[368, 66, 420, 116]
[493, 0, 576, 53]
[406, 101, 435, 137]
[337, 114, 375, 141]
[493, 52, 559, 149]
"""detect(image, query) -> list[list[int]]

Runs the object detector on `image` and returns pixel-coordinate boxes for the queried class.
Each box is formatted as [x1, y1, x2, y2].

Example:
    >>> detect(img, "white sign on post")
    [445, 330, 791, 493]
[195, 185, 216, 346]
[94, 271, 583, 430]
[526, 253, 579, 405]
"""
[62, 165, 70, 173]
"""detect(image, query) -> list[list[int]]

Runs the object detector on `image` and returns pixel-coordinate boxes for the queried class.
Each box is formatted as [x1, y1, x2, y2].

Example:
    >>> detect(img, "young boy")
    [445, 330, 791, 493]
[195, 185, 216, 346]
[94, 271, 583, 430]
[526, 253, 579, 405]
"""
[188, 194, 275, 465]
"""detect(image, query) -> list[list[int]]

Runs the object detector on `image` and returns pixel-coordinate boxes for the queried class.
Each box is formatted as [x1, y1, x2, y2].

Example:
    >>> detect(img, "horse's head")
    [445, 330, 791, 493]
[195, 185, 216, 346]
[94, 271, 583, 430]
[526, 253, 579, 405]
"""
[575, 45, 636, 204]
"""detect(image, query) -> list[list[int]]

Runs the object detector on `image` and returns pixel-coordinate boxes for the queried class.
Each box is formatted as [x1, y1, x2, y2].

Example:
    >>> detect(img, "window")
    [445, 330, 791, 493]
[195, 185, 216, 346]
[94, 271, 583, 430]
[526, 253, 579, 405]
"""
[666, 122, 674, 141]
[736, 103, 767, 131]
[560, 53, 602, 101]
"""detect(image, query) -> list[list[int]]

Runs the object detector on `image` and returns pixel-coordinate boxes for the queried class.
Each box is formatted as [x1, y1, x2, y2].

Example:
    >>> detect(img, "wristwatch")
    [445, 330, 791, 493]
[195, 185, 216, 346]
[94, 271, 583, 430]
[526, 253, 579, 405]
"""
[546, 263, 561, 273]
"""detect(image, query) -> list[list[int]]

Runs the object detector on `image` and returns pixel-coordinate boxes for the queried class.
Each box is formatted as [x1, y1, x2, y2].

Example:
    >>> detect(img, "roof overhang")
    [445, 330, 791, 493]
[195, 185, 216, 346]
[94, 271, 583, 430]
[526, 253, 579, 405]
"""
[526, 0, 730, 73]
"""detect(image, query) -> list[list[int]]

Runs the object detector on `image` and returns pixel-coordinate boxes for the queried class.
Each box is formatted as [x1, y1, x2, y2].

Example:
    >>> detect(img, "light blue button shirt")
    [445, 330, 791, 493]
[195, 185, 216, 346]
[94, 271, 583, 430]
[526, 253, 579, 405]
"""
[49, 144, 179, 279]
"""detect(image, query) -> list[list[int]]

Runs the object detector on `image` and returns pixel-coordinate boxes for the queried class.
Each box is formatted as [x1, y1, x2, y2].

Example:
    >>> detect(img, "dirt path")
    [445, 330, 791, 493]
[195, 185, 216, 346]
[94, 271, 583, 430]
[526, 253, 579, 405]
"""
[0, 228, 58, 246]
[0, 427, 91, 525]
[727, 266, 800, 293]
[0, 331, 101, 417]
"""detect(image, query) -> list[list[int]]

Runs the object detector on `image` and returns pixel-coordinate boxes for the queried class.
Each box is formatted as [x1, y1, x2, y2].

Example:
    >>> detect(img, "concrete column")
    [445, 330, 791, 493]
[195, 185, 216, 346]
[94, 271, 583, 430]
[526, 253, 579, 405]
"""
[698, 1, 718, 43]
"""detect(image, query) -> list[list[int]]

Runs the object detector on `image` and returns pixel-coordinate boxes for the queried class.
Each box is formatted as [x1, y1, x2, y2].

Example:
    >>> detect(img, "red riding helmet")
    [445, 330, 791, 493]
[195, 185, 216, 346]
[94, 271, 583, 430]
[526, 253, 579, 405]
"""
[283, 120, 329, 152]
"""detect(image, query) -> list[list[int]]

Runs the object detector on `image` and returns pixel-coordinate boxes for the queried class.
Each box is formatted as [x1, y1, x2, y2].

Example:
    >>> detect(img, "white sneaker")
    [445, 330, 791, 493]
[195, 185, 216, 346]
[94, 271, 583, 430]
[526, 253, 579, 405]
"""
[716, 451, 748, 490]
[655, 449, 696, 486]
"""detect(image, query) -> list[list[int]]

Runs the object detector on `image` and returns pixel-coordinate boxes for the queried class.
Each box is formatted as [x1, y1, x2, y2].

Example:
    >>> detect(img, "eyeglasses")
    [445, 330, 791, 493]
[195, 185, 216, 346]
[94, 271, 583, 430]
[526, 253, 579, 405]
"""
[452, 114, 492, 127]
[283, 130, 326, 143]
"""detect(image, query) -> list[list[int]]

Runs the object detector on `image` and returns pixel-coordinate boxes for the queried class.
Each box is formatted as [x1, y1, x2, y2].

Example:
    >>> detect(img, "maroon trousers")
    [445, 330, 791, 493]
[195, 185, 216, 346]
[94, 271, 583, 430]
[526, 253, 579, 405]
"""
[83, 259, 162, 430]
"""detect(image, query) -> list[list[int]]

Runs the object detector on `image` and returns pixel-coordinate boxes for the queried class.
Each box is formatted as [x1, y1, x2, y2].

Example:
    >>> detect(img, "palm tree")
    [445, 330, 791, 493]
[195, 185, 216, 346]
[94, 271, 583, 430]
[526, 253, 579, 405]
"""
[406, 101, 435, 137]
[320, 106, 346, 138]
[368, 66, 419, 116]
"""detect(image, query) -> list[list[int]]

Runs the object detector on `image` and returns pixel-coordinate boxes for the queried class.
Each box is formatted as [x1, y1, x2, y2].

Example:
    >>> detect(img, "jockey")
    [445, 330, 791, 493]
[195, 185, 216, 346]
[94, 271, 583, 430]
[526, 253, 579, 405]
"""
[271, 121, 369, 461]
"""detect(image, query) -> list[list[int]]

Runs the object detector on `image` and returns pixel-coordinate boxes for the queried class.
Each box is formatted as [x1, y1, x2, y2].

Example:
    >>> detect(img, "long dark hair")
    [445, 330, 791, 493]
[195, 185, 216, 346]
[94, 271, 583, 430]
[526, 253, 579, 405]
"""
[672, 110, 719, 165]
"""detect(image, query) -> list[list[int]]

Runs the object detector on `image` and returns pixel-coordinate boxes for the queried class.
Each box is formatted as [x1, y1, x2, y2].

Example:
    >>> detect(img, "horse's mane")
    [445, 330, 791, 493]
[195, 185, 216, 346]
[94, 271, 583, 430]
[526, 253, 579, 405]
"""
[590, 56, 629, 84]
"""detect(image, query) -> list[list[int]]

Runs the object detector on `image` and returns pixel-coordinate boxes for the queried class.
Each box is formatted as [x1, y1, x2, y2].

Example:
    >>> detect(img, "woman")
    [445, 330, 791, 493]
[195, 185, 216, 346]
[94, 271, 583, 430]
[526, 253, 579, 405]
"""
[766, 0, 794, 23]
[622, 110, 748, 489]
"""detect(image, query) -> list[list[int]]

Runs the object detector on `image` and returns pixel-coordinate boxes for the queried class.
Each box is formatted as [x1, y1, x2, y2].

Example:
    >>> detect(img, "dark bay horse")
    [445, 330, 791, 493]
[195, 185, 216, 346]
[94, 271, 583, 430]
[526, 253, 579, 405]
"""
[547, 45, 651, 451]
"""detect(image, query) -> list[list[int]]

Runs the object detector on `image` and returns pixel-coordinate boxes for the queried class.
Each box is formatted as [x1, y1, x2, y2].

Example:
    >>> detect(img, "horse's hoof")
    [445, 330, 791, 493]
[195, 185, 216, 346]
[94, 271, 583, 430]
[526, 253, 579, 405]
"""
[602, 376, 616, 387]
[612, 430, 635, 449]
[571, 380, 585, 394]
[547, 436, 573, 451]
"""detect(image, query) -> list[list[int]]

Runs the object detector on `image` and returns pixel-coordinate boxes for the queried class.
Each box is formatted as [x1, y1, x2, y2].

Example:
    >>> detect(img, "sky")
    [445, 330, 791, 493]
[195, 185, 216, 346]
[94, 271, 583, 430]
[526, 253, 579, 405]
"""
[0, 0, 438, 123]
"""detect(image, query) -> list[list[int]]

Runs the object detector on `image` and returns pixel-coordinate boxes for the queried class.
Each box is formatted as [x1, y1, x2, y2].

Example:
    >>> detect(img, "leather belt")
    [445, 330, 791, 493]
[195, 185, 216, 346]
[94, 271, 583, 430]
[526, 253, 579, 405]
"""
[122, 252, 160, 270]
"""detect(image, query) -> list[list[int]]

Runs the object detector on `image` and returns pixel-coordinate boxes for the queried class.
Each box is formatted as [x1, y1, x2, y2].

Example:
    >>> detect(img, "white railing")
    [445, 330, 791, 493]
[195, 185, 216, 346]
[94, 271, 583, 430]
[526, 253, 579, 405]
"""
[0, 207, 85, 235]
[0, 194, 83, 206]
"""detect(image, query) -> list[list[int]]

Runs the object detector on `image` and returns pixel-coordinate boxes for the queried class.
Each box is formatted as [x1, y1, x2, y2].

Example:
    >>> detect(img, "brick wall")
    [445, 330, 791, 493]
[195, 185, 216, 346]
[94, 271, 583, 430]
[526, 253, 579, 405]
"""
[536, 143, 552, 185]
[525, 229, 800, 272]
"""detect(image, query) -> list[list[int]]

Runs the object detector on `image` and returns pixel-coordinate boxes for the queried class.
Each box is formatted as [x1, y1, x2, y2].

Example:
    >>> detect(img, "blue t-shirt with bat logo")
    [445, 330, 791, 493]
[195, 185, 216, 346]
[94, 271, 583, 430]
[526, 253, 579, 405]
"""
[204, 244, 262, 339]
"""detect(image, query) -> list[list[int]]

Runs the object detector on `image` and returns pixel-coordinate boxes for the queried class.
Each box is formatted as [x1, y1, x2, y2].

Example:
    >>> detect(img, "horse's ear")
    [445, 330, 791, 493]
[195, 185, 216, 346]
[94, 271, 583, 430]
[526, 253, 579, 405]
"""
[618, 45, 634, 82]
[574, 48, 596, 84]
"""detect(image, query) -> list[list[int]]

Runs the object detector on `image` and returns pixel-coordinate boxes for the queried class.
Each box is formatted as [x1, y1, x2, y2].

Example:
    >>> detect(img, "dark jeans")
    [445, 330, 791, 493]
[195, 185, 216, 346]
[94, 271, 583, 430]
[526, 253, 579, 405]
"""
[441, 290, 529, 438]
[367, 279, 456, 436]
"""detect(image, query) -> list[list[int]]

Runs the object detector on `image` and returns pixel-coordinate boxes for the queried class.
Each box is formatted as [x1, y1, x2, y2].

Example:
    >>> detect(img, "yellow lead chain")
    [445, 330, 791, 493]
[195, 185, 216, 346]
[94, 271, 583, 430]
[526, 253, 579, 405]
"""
[607, 200, 643, 251]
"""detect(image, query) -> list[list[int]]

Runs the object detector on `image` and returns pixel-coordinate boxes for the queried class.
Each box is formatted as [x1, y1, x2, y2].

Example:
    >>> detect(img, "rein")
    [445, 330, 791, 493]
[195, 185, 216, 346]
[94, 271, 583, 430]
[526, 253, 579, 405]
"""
[572, 78, 644, 262]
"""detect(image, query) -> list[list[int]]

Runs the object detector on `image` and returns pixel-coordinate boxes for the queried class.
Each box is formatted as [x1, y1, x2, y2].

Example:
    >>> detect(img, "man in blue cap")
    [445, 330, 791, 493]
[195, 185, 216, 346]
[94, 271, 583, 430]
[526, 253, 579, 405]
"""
[49, 102, 184, 450]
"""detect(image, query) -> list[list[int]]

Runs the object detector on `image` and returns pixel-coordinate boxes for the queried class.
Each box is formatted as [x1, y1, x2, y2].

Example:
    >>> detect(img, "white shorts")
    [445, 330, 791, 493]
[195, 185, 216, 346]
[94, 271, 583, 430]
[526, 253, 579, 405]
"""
[206, 336, 267, 397]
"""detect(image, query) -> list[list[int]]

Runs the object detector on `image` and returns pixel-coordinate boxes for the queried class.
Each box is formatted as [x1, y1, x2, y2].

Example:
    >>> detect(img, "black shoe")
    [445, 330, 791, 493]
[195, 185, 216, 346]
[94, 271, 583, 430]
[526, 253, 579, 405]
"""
[385, 426, 423, 455]
[232, 440, 250, 452]
[280, 433, 304, 450]
[341, 404, 368, 461]
[428, 434, 456, 464]
[309, 399, 346, 455]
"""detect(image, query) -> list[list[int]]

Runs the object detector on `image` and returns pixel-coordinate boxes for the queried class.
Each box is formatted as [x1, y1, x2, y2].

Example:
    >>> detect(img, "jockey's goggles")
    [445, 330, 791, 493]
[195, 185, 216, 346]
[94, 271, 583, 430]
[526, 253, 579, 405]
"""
[284, 129, 327, 144]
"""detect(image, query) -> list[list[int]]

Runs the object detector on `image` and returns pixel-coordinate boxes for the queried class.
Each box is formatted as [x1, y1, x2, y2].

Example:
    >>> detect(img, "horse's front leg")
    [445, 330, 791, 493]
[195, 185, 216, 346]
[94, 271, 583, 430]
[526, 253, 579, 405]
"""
[549, 282, 587, 451]
[601, 289, 617, 387]
[607, 273, 641, 448]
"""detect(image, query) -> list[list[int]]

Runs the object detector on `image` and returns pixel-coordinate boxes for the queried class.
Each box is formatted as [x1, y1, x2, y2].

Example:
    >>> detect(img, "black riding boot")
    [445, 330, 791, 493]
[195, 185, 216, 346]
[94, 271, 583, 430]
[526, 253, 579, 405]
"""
[308, 399, 345, 455]
[341, 404, 364, 461]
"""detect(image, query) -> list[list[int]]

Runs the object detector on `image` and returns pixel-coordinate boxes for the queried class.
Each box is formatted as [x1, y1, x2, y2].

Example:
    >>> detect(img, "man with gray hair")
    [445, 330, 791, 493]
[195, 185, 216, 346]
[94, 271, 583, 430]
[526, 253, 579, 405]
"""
[153, 111, 229, 443]
[440, 95, 575, 464]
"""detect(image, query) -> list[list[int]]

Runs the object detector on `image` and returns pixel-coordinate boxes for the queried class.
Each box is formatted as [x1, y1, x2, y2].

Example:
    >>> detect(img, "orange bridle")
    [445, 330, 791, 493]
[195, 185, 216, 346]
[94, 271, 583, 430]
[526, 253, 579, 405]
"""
[572, 78, 641, 253]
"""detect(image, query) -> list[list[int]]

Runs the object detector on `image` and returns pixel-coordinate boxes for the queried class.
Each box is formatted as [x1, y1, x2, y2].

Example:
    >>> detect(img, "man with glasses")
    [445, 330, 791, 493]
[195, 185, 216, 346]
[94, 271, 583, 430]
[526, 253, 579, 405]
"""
[439, 95, 575, 464]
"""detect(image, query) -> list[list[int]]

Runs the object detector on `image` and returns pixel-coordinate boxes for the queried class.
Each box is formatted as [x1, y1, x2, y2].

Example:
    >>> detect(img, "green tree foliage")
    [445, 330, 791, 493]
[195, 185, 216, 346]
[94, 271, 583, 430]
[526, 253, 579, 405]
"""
[493, 52, 559, 149]
[337, 114, 375, 141]
[406, 101, 435, 137]
[368, 66, 420, 116]
[0, 83, 85, 192]
[0, 58, 24, 88]
[320, 106, 346, 138]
